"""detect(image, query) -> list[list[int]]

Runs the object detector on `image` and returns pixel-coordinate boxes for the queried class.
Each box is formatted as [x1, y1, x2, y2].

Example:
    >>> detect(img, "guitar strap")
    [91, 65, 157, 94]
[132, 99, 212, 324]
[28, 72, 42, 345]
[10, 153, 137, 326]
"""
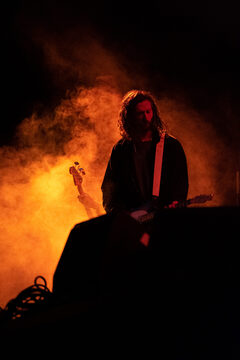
[152, 132, 165, 198]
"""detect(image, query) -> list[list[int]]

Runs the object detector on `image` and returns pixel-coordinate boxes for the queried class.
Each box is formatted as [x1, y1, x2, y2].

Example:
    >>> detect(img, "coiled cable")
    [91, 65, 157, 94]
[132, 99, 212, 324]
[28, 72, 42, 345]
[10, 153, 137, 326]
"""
[0, 276, 53, 321]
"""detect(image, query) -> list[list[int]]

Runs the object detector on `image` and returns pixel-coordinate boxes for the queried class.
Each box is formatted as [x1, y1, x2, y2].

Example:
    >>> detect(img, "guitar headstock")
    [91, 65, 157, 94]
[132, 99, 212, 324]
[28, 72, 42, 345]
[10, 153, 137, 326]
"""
[73, 162, 85, 176]
[69, 162, 85, 187]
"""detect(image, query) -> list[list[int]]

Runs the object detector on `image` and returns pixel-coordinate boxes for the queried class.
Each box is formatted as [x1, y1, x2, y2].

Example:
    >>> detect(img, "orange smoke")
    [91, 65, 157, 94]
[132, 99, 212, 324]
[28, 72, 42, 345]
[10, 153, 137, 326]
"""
[0, 32, 236, 307]
[0, 82, 121, 307]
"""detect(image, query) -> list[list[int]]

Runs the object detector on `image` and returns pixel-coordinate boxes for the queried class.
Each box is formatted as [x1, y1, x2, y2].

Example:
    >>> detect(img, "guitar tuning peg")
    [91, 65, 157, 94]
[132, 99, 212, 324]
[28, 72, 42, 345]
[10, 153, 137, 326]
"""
[79, 168, 86, 175]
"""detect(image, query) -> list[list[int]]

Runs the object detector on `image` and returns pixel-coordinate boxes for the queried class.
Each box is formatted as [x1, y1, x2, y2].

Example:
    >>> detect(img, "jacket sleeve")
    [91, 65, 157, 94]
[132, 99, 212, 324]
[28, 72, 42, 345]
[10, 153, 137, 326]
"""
[101, 145, 125, 214]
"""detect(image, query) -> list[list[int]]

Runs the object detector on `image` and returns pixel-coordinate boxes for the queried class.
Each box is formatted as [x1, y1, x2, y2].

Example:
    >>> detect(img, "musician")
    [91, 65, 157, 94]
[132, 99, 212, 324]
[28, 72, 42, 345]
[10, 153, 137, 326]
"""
[101, 90, 188, 214]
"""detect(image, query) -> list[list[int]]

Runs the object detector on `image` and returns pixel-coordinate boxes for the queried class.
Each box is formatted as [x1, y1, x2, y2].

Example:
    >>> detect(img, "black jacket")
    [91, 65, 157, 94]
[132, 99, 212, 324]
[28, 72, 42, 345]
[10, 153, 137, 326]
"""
[101, 134, 188, 213]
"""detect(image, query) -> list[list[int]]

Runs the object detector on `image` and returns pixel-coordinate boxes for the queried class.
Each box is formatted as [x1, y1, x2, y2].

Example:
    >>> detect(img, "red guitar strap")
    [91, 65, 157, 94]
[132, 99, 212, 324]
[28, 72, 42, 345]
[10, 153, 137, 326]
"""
[152, 132, 165, 198]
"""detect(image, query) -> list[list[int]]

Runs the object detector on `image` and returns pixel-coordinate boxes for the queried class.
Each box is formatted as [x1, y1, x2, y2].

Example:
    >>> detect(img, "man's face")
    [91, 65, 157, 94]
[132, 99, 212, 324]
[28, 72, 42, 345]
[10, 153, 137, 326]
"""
[134, 100, 153, 131]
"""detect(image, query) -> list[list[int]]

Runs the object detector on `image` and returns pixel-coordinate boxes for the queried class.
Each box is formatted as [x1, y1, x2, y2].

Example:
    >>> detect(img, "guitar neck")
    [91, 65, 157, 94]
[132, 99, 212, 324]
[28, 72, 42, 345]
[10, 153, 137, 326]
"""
[137, 194, 213, 223]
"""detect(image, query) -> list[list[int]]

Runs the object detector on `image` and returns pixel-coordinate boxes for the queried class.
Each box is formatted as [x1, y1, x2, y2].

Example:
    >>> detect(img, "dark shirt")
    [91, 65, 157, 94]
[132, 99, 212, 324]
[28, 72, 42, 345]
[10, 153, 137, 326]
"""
[101, 133, 188, 213]
[133, 141, 155, 202]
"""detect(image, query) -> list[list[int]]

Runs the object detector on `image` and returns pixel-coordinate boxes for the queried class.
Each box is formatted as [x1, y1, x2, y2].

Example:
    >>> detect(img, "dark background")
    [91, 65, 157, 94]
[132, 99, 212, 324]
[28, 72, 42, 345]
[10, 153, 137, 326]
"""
[2, 0, 240, 156]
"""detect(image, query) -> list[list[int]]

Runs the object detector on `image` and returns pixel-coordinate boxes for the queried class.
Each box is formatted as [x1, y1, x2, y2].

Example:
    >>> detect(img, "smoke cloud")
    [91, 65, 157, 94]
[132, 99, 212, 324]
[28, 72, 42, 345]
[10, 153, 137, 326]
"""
[0, 28, 236, 307]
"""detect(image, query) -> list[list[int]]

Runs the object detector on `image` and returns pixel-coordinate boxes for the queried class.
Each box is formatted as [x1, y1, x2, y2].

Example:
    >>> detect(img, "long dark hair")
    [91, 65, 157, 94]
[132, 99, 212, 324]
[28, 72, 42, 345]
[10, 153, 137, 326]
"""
[118, 90, 165, 140]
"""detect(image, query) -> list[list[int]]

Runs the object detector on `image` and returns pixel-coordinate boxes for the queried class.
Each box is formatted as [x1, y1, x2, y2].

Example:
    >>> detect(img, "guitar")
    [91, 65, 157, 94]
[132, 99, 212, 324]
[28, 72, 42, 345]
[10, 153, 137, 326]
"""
[69, 162, 102, 218]
[130, 194, 214, 224]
